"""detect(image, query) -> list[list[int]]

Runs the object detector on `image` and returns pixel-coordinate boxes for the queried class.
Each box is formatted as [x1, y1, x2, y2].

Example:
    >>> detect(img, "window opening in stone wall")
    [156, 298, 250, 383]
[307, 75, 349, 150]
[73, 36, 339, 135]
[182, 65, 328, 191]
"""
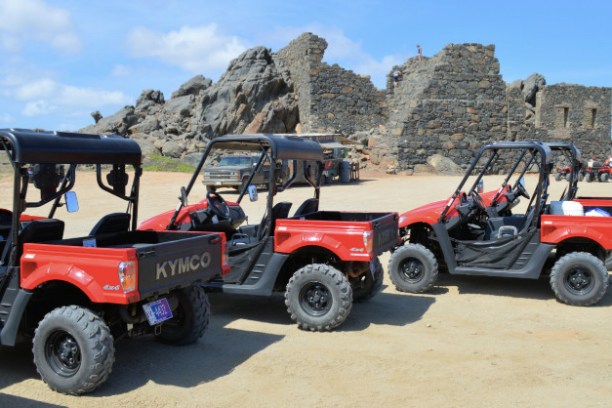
[584, 108, 597, 129]
[556, 107, 570, 128]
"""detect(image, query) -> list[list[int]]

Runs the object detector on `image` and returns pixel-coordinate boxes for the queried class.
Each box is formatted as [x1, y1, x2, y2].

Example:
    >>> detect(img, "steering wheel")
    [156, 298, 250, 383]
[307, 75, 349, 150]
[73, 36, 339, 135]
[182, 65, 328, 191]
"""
[470, 190, 487, 212]
[513, 181, 531, 199]
[206, 191, 231, 219]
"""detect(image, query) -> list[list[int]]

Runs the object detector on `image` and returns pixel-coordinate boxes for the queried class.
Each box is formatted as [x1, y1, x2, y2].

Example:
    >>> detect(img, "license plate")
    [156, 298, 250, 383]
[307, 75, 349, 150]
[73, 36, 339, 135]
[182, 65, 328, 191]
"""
[142, 298, 173, 325]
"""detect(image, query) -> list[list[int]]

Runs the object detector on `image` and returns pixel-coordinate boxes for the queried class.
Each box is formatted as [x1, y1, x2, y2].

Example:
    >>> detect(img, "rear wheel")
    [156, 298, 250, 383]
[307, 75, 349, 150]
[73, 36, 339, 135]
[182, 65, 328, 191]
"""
[554, 173, 562, 181]
[351, 258, 383, 302]
[157, 286, 210, 345]
[550, 252, 609, 306]
[586, 173, 594, 183]
[285, 264, 353, 331]
[32, 306, 115, 395]
[600, 173, 609, 182]
[388, 243, 439, 293]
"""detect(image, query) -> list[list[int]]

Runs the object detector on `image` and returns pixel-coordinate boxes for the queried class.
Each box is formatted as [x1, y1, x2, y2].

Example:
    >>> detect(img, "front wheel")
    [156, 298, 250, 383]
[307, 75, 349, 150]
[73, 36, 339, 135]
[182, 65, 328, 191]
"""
[388, 243, 439, 293]
[32, 305, 115, 395]
[550, 252, 609, 306]
[554, 173, 562, 181]
[600, 173, 609, 182]
[285, 264, 353, 331]
[157, 285, 211, 345]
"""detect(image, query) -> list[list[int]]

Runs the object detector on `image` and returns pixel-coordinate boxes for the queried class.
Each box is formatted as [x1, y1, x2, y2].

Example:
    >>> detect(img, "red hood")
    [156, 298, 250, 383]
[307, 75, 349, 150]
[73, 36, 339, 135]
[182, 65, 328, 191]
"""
[138, 199, 239, 231]
[398, 189, 503, 228]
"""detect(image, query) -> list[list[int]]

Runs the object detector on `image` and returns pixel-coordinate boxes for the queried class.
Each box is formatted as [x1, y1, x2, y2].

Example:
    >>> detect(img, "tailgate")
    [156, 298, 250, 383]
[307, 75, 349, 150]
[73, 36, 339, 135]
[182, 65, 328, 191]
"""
[371, 212, 399, 255]
[136, 232, 223, 298]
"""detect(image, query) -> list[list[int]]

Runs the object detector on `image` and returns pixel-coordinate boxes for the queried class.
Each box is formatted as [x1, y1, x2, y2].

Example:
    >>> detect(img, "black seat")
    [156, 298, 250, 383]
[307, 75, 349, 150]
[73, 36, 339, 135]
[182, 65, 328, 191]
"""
[293, 198, 319, 218]
[270, 201, 293, 234]
[9, 219, 65, 262]
[20, 219, 65, 244]
[90, 212, 130, 235]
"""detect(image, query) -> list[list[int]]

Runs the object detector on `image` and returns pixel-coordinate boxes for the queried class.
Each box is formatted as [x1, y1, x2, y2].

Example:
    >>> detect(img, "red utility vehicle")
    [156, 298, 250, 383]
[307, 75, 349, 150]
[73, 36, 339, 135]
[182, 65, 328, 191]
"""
[0, 129, 226, 395]
[390, 141, 609, 306]
[140, 134, 398, 331]
[583, 158, 612, 183]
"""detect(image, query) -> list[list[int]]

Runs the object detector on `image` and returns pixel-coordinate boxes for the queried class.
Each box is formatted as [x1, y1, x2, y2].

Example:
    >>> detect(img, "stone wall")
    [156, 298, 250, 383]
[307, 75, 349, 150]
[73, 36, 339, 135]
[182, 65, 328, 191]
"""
[80, 33, 612, 174]
[533, 84, 611, 158]
[274, 32, 385, 135]
[385, 44, 509, 172]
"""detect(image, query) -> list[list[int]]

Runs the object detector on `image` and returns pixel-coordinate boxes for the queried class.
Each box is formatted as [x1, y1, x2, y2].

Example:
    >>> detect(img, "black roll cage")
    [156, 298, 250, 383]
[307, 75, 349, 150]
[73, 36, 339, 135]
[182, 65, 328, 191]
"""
[438, 141, 553, 224]
[0, 128, 143, 246]
[168, 134, 324, 229]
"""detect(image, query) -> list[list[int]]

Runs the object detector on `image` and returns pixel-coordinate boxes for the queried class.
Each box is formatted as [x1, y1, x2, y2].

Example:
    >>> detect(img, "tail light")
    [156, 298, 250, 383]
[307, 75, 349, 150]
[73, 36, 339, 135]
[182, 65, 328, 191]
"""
[118, 261, 137, 293]
[363, 231, 374, 254]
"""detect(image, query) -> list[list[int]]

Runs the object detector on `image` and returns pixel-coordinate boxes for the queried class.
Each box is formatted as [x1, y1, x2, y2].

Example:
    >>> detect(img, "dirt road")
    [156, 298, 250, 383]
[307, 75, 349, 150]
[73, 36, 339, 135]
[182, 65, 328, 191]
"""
[1, 171, 611, 407]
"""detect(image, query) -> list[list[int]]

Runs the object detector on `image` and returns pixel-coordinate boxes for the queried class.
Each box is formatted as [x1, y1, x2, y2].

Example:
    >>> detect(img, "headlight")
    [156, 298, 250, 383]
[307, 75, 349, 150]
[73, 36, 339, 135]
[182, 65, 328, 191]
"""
[118, 261, 137, 293]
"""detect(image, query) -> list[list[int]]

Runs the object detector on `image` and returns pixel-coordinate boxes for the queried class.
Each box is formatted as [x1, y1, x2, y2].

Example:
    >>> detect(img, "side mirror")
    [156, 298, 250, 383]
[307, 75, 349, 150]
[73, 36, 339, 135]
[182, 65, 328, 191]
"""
[518, 176, 526, 190]
[65, 191, 79, 213]
[248, 185, 258, 202]
[476, 179, 484, 193]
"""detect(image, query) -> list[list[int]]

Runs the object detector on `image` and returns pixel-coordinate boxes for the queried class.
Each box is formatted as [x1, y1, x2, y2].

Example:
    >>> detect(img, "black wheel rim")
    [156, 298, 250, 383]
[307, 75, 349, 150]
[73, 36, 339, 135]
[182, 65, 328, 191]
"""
[299, 281, 332, 317]
[45, 330, 81, 377]
[564, 267, 593, 295]
[398, 257, 425, 283]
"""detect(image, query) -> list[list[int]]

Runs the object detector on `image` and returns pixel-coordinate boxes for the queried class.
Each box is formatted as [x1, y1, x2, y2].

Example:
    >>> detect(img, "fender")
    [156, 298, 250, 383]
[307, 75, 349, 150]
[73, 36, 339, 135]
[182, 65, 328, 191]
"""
[274, 230, 372, 262]
[540, 215, 612, 249]
[20, 262, 135, 304]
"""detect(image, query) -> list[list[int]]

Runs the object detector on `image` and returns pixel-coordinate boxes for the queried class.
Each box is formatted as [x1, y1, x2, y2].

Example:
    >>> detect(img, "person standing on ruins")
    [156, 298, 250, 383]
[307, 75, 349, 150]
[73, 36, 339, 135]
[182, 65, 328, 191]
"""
[417, 44, 423, 62]
[392, 69, 403, 88]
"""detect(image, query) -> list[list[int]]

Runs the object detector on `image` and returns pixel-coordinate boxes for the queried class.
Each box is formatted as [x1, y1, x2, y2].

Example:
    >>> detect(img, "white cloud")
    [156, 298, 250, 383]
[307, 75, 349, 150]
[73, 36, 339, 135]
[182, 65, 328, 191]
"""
[10, 78, 129, 117]
[0, 0, 81, 53]
[127, 24, 249, 74]
[23, 100, 51, 117]
[15, 79, 57, 100]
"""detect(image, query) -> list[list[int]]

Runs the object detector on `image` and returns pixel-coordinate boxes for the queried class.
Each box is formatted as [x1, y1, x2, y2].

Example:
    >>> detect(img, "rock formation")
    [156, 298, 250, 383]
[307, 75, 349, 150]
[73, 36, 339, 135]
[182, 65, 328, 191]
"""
[81, 32, 612, 174]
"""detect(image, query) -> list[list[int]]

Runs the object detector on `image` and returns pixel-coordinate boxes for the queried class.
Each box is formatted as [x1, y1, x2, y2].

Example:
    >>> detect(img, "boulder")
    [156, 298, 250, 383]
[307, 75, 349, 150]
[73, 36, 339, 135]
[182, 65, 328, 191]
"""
[171, 75, 212, 98]
[427, 154, 462, 175]
[522, 73, 546, 105]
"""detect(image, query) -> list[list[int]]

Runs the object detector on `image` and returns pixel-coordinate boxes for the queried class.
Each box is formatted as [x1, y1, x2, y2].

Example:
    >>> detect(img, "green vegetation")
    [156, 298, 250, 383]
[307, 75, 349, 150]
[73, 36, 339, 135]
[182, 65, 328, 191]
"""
[143, 154, 195, 173]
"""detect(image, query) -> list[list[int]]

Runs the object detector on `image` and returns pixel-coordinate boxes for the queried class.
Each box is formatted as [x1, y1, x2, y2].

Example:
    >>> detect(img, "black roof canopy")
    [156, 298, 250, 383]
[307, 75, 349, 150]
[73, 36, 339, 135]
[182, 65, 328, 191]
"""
[207, 134, 324, 162]
[0, 128, 141, 165]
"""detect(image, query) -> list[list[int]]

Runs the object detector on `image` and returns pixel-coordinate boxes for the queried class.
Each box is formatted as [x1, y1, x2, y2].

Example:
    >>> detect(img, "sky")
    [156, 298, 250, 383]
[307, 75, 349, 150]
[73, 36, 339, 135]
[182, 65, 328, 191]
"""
[0, 0, 610, 131]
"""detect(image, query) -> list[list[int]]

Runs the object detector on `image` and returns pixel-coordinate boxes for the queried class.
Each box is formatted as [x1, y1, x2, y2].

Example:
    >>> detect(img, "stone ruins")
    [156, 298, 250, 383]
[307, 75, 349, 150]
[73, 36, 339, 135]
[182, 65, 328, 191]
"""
[82, 32, 611, 173]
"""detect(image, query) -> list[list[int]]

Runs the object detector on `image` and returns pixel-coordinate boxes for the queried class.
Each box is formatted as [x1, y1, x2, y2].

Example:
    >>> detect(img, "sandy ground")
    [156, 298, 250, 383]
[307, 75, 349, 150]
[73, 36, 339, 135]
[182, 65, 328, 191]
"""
[1, 170, 611, 407]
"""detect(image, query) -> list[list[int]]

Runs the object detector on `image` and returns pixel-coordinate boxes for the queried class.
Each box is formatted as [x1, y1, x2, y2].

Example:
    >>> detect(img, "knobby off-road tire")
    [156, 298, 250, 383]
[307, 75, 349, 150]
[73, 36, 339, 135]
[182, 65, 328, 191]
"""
[600, 173, 610, 182]
[157, 285, 211, 345]
[32, 305, 115, 395]
[554, 173, 562, 182]
[388, 243, 439, 293]
[550, 252, 609, 306]
[285, 264, 353, 331]
[351, 257, 384, 302]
